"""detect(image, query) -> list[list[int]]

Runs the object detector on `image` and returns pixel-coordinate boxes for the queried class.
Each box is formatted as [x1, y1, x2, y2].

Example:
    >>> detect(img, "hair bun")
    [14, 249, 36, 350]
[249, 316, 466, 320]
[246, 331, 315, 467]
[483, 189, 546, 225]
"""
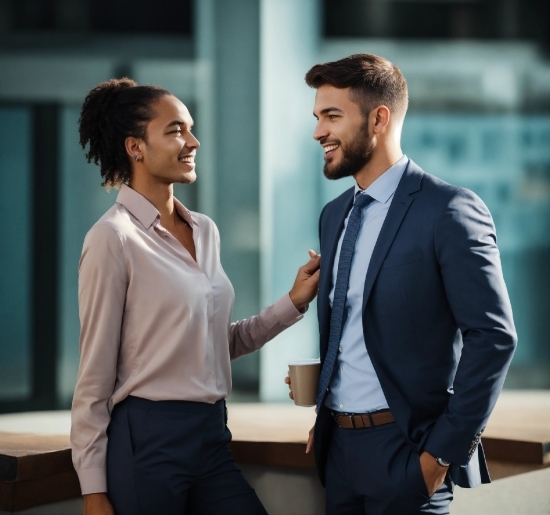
[78, 77, 170, 189]
[80, 78, 137, 139]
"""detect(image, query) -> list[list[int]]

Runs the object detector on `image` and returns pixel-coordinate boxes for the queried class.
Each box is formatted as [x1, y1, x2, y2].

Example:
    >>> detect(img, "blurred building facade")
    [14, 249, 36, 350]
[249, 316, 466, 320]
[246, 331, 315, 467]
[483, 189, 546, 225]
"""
[0, 0, 549, 411]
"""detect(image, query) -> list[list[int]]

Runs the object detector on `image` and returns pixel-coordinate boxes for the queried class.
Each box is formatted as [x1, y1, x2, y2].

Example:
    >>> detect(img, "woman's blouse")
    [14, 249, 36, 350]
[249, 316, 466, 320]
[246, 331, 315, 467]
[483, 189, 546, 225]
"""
[71, 184, 304, 495]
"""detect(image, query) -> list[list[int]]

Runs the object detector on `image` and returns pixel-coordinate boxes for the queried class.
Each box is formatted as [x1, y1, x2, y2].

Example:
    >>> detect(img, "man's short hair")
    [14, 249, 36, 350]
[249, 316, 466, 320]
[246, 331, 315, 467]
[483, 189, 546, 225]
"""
[305, 54, 409, 122]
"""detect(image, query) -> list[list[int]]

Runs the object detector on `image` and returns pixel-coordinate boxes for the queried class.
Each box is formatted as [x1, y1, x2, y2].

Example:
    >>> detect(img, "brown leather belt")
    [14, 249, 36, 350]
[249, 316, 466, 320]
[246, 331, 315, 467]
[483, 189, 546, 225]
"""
[332, 409, 395, 429]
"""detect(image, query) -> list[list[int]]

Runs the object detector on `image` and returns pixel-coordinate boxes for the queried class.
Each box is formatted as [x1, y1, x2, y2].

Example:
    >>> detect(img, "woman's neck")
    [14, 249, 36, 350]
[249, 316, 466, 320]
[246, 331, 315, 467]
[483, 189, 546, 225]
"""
[129, 176, 177, 227]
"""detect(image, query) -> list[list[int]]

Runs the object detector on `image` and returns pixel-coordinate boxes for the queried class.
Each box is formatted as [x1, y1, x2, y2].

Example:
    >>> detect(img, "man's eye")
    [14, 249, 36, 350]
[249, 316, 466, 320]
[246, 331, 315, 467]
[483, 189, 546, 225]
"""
[329, 115, 338, 120]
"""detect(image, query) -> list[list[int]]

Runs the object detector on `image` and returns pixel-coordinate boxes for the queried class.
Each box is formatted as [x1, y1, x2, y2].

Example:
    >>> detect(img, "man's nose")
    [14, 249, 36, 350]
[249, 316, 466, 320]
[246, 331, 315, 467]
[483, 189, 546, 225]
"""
[313, 123, 328, 141]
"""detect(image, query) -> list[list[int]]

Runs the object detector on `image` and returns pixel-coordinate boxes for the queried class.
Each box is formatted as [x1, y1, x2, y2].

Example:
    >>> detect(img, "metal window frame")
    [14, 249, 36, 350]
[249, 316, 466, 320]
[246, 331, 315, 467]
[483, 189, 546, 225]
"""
[0, 103, 60, 413]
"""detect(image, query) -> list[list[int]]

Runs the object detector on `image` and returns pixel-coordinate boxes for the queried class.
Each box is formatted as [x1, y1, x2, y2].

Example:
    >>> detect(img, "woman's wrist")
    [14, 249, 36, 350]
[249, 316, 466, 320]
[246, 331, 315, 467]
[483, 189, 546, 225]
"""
[289, 291, 307, 313]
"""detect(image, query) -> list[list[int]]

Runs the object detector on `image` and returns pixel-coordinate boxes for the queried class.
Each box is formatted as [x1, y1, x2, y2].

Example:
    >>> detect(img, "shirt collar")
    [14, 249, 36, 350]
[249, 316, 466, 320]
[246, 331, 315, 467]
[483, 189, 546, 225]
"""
[116, 184, 196, 229]
[173, 197, 196, 228]
[354, 154, 409, 204]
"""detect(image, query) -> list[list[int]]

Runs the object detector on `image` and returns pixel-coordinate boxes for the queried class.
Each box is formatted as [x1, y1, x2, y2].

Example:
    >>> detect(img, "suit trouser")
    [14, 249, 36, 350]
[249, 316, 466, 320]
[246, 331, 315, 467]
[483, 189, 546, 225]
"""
[106, 396, 267, 515]
[325, 419, 453, 515]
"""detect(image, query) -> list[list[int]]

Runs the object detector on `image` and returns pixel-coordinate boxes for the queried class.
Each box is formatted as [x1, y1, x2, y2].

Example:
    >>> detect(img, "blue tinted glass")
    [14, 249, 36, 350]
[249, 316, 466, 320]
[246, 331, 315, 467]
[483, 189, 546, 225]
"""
[402, 114, 550, 374]
[0, 106, 32, 400]
[58, 106, 116, 406]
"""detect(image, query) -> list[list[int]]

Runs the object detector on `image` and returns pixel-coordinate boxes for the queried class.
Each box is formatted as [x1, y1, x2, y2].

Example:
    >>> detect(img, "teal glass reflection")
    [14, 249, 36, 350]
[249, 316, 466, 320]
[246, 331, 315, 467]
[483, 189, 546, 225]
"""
[0, 106, 32, 400]
[402, 114, 550, 386]
[58, 106, 117, 407]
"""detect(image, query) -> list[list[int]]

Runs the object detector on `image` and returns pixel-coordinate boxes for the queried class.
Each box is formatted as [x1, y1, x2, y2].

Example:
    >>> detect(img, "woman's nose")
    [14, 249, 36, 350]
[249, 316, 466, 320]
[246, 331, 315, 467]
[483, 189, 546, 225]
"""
[188, 132, 200, 149]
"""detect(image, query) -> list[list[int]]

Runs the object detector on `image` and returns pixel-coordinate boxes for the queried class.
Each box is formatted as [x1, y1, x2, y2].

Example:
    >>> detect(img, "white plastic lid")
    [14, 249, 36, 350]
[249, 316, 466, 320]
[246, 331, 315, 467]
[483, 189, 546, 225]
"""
[288, 358, 321, 366]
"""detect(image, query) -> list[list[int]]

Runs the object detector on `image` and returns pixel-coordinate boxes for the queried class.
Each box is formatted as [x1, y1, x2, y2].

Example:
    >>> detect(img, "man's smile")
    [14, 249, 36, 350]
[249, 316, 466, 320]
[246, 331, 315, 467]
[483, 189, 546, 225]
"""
[323, 143, 340, 157]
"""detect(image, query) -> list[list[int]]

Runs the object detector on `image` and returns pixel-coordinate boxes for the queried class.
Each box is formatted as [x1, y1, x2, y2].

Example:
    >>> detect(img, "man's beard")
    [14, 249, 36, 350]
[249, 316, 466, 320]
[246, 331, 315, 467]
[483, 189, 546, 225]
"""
[323, 122, 374, 181]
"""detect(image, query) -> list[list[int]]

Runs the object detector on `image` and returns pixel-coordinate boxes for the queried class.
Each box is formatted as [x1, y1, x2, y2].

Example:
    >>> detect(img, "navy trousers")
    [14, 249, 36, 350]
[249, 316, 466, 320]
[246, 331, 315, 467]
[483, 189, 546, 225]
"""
[106, 396, 267, 515]
[325, 420, 453, 515]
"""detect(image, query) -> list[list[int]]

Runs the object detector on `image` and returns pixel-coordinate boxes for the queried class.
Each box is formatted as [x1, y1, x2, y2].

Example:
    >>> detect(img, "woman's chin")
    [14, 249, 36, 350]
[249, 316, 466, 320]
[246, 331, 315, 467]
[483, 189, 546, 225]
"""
[179, 170, 197, 184]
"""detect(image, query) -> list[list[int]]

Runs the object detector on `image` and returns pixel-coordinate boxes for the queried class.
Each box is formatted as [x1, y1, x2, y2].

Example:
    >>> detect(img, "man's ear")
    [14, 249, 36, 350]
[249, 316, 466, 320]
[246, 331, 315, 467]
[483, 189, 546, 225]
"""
[371, 106, 391, 134]
[125, 136, 143, 161]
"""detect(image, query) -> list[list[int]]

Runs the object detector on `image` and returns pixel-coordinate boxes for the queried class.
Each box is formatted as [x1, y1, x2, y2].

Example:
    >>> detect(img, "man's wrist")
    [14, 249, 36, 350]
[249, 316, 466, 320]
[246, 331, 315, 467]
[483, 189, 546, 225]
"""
[435, 456, 451, 467]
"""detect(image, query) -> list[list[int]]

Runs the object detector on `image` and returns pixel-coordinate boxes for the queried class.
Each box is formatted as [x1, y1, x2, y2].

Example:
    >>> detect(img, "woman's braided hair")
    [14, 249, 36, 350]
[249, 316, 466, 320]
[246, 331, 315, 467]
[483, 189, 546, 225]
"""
[79, 78, 170, 189]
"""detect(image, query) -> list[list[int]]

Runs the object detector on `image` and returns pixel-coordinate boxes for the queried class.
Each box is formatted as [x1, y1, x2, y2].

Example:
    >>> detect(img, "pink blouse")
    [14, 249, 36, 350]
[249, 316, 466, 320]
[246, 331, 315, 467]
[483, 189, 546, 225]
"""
[71, 184, 303, 495]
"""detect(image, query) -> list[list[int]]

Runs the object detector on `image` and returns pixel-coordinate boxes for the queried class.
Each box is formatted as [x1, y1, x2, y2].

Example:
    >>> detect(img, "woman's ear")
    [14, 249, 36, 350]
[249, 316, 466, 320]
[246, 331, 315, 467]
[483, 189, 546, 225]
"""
[125, 136, 143, 161]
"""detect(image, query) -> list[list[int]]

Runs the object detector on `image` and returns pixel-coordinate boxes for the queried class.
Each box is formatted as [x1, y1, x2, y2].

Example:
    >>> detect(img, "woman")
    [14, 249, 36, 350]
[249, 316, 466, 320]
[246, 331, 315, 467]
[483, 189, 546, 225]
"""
[71, 78, 320, 515]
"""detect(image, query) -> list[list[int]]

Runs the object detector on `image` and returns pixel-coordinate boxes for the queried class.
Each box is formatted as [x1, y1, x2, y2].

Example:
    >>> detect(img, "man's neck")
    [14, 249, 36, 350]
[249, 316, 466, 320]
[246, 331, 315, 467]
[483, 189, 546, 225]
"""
[354, 146, 403, 191]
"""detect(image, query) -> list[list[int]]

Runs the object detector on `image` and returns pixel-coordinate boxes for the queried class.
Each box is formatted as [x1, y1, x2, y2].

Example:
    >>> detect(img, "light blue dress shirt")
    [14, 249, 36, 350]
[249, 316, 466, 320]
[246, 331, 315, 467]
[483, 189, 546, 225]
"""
[326, 155, 408, 413]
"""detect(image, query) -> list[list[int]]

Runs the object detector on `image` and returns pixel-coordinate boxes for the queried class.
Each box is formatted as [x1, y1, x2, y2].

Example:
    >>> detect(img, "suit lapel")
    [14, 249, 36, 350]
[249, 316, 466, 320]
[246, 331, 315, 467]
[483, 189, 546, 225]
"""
[362, 160, 423, 312]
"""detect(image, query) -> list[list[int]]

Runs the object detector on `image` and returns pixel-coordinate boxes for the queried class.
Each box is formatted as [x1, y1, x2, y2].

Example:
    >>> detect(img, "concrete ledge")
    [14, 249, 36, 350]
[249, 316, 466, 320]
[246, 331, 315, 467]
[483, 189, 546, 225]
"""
[452, 467, 550, 515]
[0, 497, 82, 515]
[0, 391, 548, 512]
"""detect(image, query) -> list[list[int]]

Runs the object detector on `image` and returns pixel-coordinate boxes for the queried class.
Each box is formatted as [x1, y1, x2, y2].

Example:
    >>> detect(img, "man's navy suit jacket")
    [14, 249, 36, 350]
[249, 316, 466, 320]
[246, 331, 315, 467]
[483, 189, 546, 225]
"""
[314, 159, 517, 488]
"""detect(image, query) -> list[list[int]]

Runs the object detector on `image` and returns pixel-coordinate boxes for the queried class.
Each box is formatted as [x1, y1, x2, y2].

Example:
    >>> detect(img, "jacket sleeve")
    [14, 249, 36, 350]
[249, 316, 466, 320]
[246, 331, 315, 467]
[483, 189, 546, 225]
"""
[70, 223, 127, 494]
[423, 188, 517, 465]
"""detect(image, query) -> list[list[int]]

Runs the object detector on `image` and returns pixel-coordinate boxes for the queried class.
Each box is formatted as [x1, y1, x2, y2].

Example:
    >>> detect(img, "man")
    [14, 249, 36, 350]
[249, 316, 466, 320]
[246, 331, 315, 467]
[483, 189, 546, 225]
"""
[291, 54, 517, 514]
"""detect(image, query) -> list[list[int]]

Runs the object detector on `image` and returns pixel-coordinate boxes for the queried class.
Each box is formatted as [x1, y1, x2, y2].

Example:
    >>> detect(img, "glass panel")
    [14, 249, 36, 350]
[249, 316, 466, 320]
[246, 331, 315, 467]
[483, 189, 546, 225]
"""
[402, 113, 550, 388]
[0, 106, 32, 400]
[58, 106, 117, 407]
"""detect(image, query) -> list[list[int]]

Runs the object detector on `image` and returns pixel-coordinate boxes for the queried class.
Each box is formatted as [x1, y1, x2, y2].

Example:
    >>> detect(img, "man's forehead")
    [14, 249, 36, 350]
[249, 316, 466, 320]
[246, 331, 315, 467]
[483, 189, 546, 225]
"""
[314, 86, 355, 113]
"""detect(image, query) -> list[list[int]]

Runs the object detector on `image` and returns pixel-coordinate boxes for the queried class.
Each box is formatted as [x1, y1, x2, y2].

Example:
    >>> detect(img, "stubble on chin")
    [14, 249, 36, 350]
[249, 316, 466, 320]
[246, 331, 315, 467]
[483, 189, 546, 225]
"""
[323, 146, 373, 181]
[323, 161, 345, 181]
[323, 125, 374, 181]
[323, 160, 349, 181]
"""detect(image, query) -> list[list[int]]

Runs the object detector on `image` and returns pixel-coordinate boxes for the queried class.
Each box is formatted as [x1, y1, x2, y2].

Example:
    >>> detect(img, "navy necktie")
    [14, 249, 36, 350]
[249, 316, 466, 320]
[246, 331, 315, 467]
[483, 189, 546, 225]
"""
[316, 193, 374, 409]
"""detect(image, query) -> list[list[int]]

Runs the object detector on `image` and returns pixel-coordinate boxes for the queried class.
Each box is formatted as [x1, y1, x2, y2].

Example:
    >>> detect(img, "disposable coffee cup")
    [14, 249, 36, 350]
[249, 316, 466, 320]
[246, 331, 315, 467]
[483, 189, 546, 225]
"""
[288, 358, 321, 407]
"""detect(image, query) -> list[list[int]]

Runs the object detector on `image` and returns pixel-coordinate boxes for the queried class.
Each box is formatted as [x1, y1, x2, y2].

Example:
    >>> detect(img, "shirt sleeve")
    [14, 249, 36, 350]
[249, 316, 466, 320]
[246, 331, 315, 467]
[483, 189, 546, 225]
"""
[70, 223, 128, 495]
[228, 294, 305, 360]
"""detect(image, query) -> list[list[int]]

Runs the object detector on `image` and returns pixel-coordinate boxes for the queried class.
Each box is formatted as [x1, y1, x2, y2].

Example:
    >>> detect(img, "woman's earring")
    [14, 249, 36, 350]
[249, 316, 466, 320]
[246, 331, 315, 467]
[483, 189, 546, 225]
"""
[133, 155, 139, 162]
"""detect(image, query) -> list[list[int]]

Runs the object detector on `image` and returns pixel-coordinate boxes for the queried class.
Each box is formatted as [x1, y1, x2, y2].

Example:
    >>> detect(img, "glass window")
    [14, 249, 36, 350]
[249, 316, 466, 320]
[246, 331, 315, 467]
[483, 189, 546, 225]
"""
[0, 106, 32, 400]
[58, 106, 117, 407]
[402, 113, 550, 387]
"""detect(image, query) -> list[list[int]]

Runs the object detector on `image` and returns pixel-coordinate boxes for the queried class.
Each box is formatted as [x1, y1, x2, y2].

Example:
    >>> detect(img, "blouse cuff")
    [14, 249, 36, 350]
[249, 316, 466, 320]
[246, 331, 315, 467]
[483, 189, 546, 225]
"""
[77, 467, 107, 495]
[272, 294, 306, 327]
